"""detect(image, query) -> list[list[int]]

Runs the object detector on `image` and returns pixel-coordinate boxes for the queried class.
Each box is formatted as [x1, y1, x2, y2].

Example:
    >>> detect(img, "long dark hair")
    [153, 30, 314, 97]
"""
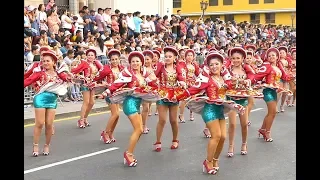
[97, 37, 105, 52]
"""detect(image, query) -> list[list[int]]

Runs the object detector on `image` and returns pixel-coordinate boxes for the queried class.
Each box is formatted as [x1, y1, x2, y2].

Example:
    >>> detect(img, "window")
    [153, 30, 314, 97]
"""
[264, 0, 274, 3]
[224, 14, 234, 22]
[265, 13, 275, 23]
[249, 0, 259, 4]
[209, 0, 218, 6]
[173, 0, 181, 8]
[250, 14, 260, 24]
[210, 15, 220, 20]
[223, 0, 233, 5]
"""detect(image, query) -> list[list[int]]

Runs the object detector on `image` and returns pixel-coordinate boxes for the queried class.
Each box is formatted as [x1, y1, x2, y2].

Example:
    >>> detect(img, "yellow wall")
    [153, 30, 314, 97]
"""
[275, 12, 296, 26]
[174, 0, 296, 14]
[234, 14, 250, 23]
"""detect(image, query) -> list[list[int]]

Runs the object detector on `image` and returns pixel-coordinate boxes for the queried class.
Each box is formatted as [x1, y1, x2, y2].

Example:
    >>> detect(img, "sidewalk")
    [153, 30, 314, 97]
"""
[24, 99, 108, 124]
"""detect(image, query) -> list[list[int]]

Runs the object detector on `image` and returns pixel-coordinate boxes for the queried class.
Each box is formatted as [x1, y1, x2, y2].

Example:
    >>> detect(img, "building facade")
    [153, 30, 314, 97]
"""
[172, 0, 296, 26]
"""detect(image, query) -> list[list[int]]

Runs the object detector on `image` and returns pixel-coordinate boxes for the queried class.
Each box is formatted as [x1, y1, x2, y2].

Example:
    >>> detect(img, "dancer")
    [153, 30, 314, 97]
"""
[277, 46, 292, 112]
[24, 46, 50, 79]
[225, 47, 258, 157]
[71, 48, 103, 128]
[92, 49, 124, 143]
[177, 49, 200, 123]
[24, 50, 71, 157]
[153, 46, 186, 152]
[287, 48, 296, 106]
[141, 50, 155, 134]
[102, 51, 157, 167]
[175, 52, 245, 175]
[253, 48, 291, 142]
[151, 49, 161, 115]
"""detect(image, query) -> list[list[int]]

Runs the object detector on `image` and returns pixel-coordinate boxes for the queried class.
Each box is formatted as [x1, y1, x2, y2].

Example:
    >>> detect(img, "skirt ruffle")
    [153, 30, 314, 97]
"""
[185, 96, 246, 115]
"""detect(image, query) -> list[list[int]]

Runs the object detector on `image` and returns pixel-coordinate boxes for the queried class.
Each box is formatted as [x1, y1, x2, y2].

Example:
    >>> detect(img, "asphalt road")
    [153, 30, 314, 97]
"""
[24, 100, 296, 180]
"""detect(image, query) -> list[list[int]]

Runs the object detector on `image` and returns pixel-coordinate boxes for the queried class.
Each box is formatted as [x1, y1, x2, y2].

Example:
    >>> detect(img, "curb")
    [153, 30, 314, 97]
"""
[24, 106, 110, 125]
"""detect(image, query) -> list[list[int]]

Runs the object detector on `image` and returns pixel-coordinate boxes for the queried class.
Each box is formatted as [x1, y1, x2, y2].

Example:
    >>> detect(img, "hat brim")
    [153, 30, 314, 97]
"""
[230, 47, 247, 59]
[152, 50, 161, 58]
[205, 53, 225, 64]
[185, 49, 195, 57]
[128, 51, 145, 65]
[107, 49, 121, 58]
[42, 52, 58, 62]
[86, 49, 97, 56]
[143, 50, 154, 58]
[245, 45, 256, 51]
[164, 47, 178, 56]
[278, 46, 288, 53]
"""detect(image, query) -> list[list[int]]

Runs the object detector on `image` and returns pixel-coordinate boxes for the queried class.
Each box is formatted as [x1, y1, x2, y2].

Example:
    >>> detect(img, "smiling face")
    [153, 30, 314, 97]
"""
[267, 51, 278, 63]
[231, 52, 244, 67]
[185, 52, 194, 62]
[208, 58, 223, 75]
[130, 56, 142, 70]
[164, 51, 175, 65]
[144, 55, 153, 66]
[110, 54, 120, 67]
[42, 55, 55, 70]
[279, 49, 286, 59]
[86, 51, 96, 61]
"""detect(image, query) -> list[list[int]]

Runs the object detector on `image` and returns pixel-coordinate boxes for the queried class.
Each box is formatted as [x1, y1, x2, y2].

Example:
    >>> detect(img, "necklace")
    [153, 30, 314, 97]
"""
[212, 75, 223, 88]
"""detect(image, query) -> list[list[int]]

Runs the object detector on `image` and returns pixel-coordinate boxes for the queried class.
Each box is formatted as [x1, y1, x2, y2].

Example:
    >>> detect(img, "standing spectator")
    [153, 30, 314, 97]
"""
[133, 11, 142, 36]
[47, 9, 61, 35]
[60, 9, 73, 32]
[37, 4, 48, 32]
[95, 8, 105, 35]
[45, 0, 55, 12]
[126, 10, 135, 37]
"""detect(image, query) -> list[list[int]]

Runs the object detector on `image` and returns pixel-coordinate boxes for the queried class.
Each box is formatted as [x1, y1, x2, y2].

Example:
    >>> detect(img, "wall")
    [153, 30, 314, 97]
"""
[275, 12, 296, 26]
[174, 0, 296, 15]
[25, 0, 44, 7]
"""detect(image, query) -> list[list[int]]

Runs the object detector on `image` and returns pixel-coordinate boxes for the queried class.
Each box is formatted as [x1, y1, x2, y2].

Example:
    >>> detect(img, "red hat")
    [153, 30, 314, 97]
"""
[227, 49, 232, 57]
[208, 47, 217, 53]
[291, 49, 296, 54]
[289, 47, 296, 52]
[230, 47, 247, 59]
[164, 46, 178, 56]
[152, 50, 161, 58]
[246, 50, 254, 56]
[245, 45, 256, 51]
[107, 49, 121, 58]
[142, 50, 154, 58]
[278, 46, 288, 53]
[185, 49, 195, 58]
[40, 46, 50, 54]
[128, 51, 145, 65]
[86, 48, 97, 56]
[264, 47, 280, 61]
[178, 48, 186, 53]
[42, 50, 58, 62]
[205, 52, 225, 65]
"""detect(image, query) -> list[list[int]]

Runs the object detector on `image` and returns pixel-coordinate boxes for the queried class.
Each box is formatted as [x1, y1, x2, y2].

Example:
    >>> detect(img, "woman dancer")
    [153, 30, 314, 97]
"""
[24, 50, 71, 156]
[287, 48, 296, 106]
[253, 48, 291, 142]
[71, 49, 103, 128]
[141, 50, 155, 134]
[102, 51, 157, 167]
[277, 46, 292, 112]
[177, 49, 200, 123]
[153, 46, 186, 152]
[151, 50, 161, 115]
[175, 52, 245, 175]
[92, 49, 124, 143]
[226, 47, 257, 157]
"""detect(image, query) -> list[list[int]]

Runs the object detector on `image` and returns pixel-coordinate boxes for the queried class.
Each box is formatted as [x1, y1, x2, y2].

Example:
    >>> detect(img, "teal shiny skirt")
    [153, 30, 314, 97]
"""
[201, 103, 225, 123]
[80, 85, 90, 92]
[263, 88, 277, 103]
[226, 96, 248, 107]
[33, 91, 58, 109]
[156, 99, 179, 106]
[123, 95, 142, 116]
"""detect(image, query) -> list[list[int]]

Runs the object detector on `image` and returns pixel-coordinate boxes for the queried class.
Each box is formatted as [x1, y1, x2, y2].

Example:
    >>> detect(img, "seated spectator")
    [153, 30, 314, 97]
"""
[26, 45, 39, 62]
[64, 49, 75, 65]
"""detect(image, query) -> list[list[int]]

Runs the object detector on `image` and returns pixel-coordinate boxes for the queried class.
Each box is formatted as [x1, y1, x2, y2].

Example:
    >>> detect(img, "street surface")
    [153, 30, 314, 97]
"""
[24, 100, 296, 180]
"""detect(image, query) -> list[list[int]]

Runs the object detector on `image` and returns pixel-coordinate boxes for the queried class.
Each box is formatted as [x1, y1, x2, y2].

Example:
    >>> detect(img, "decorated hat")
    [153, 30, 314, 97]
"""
[142, 50, 154, 58]
[107, 49, 121, 58]
[245, 45, 256, 51]
[246, 50, 254, 56]
[278, 46, 288, 53]
[39, 46, 50, 54]
[42, 50, 58, 62]
[185, 49, 195, 58]
[230, 47, 247, 59]
[208, 47, 218, 53]
[86, 48, 97, 56]
[205, 52, 225, 65]
[128, 51, 145, 65]
[152, 50, 161, 58]
[291, 48, 296, 54]
[164, 46, 179, 56]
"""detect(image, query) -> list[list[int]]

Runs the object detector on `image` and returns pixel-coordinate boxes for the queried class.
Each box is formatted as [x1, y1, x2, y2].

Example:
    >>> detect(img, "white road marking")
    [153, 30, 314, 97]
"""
[24, 147, 119, 175]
